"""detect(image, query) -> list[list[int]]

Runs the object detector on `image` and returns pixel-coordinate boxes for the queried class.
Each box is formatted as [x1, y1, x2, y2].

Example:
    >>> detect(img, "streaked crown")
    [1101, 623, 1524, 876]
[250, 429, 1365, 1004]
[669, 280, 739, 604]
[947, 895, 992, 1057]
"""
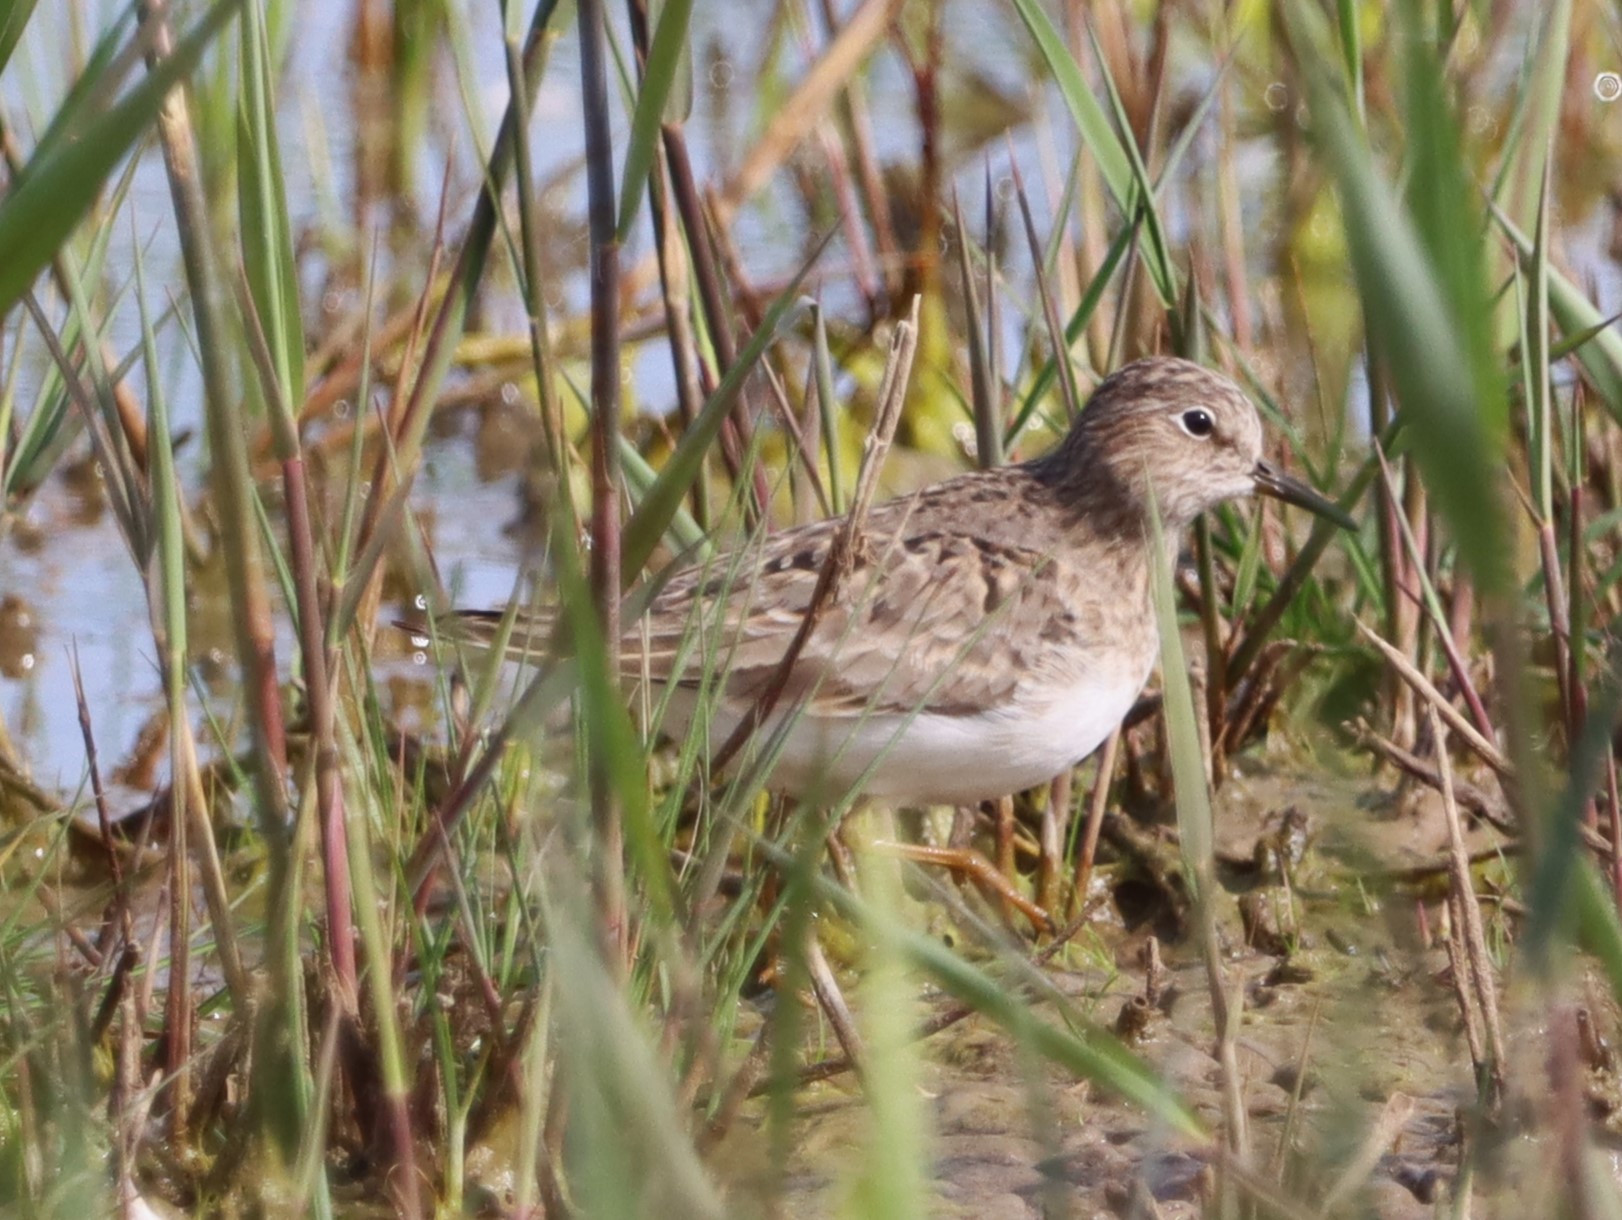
[1040, 356, 1265, 532]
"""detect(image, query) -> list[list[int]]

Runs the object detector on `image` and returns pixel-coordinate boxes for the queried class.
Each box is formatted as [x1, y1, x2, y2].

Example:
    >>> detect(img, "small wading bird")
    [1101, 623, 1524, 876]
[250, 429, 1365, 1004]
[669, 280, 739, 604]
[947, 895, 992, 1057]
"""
[426, 357, 1352, 809]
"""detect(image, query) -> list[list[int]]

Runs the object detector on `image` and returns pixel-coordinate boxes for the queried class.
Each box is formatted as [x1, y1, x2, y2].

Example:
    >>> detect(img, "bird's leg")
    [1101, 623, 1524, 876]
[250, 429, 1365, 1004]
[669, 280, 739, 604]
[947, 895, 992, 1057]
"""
[993, 795, 1016, 883]
[825, 825, 859, 891]
[1068, 727, 1121, 920]
[749, 792, 794, 989]
[939, 804, 992, 909]
[867, 839, 1053, 935]
[1037, 770, 1072, 914]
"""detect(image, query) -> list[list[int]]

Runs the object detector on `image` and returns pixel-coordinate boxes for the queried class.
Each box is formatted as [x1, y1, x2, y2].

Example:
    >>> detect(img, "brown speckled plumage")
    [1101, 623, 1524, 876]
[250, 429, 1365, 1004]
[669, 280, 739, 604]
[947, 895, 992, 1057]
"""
[441, 357, 1343, 804]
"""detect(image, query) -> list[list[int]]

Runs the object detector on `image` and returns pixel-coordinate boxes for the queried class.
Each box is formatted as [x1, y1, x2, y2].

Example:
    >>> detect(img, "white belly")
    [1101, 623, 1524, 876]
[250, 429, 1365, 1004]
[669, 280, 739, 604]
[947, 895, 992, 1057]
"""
[659, 664, 1149, 806]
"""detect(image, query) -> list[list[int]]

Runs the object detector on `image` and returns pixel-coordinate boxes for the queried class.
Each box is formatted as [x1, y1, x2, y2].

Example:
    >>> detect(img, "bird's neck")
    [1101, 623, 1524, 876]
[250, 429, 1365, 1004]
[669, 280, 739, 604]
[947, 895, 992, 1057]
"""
[1025, 445, 1181, 546]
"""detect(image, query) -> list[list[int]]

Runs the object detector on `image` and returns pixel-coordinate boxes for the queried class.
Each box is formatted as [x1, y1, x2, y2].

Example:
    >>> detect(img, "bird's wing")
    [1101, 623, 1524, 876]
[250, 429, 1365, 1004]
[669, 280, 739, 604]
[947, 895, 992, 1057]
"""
[633, 503, 1080, 718]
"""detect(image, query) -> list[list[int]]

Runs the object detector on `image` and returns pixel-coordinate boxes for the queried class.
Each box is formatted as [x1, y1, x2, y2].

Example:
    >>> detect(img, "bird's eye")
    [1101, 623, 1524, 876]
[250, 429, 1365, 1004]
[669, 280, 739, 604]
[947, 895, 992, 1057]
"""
[1178, 408, 1215, 439]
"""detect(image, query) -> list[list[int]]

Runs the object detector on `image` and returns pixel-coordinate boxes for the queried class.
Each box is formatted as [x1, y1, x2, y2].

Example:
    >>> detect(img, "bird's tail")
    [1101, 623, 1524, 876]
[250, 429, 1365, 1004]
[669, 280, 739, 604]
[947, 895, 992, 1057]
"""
[394, 607, 562, 660]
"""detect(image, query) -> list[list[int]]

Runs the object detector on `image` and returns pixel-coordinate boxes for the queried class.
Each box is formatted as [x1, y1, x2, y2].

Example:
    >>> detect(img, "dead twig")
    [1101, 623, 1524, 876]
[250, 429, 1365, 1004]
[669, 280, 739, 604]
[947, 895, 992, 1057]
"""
[805, 934, 865, 1073]
[707, 296, 920, 777]
[1355, 618, 1510, 777]
[1317, 1092, 1417, 1215]
[1346, 718, 1533, 840]
[1430, 706, 1507, 1098]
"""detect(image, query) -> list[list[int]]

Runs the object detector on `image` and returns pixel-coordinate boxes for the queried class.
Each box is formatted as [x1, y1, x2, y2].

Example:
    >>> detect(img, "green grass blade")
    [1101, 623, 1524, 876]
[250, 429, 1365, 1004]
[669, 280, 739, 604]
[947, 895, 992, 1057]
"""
[1335, 0, 1364, 117]
[952, 188, 999, 468]
[1494, 207, 1622, 418]
[0, 0, 245, 316]
[237, 0, 304, 445]
[1575, 861, 1622, 1006]
[1290, 1, 1508, 594]
[11, 6, 137, 179]
[0, 0, 40, 77]
[554, 515, 676, 924]
[811, 301, 845, 513]
[1006, 218, 1134, 445]
[1006, 0, 1132, 216]
[1525, 164, 1553, 520]
[847, 848, 932, 1219]
[1494, 0, 1570, 228]
[1077, 20, 1174, 304]
[814, 866, 1202, 1139]
[620, 435, 709, 560]
[619, 238, 825, 578]
[616, 0, 694, 241]
[1524, 674, 1622, 969]
[1146, 498, 1213, 902]
[548, 903, 725, 1217]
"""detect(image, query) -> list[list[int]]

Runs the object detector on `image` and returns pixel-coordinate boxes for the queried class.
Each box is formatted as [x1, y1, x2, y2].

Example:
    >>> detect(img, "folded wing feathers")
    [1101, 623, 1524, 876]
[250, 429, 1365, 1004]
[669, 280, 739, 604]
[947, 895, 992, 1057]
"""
[442, 489, 1084, 722]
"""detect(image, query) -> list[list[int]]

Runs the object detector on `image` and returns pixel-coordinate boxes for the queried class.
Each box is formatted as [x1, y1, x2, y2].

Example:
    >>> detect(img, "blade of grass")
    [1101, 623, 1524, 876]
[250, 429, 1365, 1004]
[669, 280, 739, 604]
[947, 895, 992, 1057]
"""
[1008, 153, 1083, 427]
[845, 826, 931, 1219]
[1335, 0, 1365, 118]
[811, 300, 845, 513]
[132, 228, 246, 1003]
[0, 0, 245, 315]
[804, 858, 1201, 1138]
[1077, 18, 1175, 305]
[1288, 1, 1508, 596]
[547, 890, 726, 1218]
[0, 0, 40, 76]
[1524, 162, 1553, 522]
[619, 437, 708, 559]
[952, 186, 999, 468]
[1492, 0, 1570, 230]
[1005, 0, 1131, 223]
[1494, 206, 1622, 419]
[616, 0, 694, 241]
[236, 0, 303, 430]
[1005, 217, 1134, 445]
[619, 242, 826, 578]
[1148, 493, 1248, 1161]
[339, 724, 422, 1218]
[1525, 672, 1622, 968]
